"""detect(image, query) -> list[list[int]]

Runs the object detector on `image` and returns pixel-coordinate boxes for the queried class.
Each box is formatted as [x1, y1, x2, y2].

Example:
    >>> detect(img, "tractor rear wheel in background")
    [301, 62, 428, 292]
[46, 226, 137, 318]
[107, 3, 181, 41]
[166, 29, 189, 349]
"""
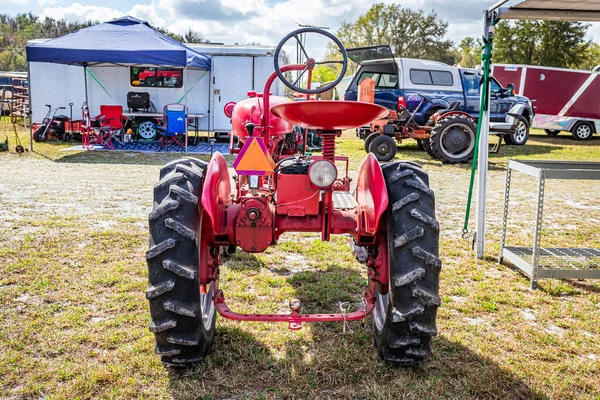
[429, 115, 476, 164]
[146, 158, 216, 367]
[373, 161, 441, 365]
[571, 121, 594, 141]
[364, 132, 378, 153]
[545, 129, 561, 136]
[421, 138, 435, 158]
[369, 135, 397, 162]
[504, 118, 529, 145]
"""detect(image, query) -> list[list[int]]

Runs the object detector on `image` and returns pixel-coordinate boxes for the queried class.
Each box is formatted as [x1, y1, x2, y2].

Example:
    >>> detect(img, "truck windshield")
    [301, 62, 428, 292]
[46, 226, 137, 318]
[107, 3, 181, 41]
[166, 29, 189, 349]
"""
[346, 45, 395, 65]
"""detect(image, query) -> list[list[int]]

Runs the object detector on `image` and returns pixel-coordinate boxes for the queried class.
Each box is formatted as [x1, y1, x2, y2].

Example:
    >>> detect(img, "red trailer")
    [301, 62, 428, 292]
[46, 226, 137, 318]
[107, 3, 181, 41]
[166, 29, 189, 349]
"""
[493, 64, 600, 140]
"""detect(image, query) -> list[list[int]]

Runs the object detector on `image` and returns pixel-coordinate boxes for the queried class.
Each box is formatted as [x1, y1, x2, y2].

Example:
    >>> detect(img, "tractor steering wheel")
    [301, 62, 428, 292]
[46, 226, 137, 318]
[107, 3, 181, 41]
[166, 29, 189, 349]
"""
[274, 28, 348, 95]
[417, 93, 434, 104]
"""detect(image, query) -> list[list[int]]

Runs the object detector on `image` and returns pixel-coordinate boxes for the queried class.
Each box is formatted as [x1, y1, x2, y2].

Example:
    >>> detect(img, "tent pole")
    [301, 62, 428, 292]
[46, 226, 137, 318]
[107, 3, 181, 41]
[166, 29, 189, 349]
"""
[84, 63, 89, 109]
[185, 68, 188, 153]
[28, 61, 33, 152]
[475, 10, 494, 259]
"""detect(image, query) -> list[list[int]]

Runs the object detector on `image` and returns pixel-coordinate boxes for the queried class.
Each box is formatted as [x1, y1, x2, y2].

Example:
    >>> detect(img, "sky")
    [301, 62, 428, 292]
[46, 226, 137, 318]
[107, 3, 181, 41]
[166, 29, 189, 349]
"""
[2, 0, 600, 58]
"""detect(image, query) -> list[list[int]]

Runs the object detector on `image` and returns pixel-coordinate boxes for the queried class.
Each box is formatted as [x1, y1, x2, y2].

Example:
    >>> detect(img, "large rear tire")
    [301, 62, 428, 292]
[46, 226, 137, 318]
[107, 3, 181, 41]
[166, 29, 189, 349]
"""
[373, 161, 441, 365]
[421, 138, 435, 158]
[146, 158, 216, 367]
[429, 115, 476, 164]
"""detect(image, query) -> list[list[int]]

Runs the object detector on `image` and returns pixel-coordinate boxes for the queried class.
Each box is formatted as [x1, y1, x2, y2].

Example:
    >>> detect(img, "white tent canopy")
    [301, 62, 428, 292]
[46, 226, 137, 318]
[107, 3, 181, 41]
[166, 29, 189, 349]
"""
[475, 0, 600, 259]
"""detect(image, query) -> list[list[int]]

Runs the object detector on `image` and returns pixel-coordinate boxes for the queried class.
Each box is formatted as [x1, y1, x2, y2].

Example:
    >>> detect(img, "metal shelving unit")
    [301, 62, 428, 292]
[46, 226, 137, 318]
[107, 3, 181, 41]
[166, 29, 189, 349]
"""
[499, 160, 600, 289]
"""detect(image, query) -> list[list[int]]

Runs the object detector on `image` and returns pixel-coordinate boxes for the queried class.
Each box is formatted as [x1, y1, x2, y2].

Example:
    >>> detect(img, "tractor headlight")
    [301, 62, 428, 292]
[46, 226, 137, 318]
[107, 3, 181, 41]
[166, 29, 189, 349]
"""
[308, 160, 337, 188]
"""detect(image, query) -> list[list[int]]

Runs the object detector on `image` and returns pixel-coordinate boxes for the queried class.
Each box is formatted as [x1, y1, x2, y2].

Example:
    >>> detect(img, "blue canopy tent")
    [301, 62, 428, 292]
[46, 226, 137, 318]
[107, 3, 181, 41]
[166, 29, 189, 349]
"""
[25, 16, 211, 150]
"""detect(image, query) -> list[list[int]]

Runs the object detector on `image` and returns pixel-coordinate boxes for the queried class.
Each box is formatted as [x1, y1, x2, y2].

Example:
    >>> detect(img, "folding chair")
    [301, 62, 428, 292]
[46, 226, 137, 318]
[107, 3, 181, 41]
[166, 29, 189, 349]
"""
[81, 102, 114, 150]
[98, 105, 128, 144]
[157, 104, 187, 151]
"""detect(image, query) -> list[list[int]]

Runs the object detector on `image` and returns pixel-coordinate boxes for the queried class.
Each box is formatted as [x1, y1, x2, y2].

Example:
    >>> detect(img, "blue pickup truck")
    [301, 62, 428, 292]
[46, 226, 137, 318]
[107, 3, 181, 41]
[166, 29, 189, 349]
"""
[344, 46, 534, 161]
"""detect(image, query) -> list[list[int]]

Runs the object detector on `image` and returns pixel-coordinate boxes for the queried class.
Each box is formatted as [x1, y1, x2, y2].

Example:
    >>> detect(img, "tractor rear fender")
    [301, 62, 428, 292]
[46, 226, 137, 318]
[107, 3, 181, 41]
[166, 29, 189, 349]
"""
[201, 152, 232, 235]
[431, 110, 475, 124]
[355, 153, 389, 237]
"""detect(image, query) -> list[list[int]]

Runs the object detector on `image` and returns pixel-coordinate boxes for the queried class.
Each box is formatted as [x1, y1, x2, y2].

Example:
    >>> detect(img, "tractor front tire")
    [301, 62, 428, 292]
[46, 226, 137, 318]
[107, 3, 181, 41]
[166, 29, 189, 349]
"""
[373, 161, 441, 366]
[369, 135, 397, 162]
[364, 132, 378, 153]
[146, 158, 216, 367]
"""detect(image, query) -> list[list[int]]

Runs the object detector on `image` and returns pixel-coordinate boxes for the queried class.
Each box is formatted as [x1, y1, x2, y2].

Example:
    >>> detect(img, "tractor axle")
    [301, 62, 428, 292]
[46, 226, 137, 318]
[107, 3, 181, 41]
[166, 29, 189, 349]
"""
[215, 290, 375, 330]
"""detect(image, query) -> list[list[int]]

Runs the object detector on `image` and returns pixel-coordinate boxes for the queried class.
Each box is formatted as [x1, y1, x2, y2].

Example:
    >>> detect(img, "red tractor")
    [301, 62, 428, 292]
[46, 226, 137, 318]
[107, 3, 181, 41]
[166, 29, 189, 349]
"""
[146, 29, 441, 367]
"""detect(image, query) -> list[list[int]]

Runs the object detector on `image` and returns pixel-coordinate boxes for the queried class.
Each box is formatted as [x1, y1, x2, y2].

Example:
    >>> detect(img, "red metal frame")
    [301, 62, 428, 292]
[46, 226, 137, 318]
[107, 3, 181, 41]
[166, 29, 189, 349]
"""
[198, 59, 392, 329]
[216, 290, 375, 330]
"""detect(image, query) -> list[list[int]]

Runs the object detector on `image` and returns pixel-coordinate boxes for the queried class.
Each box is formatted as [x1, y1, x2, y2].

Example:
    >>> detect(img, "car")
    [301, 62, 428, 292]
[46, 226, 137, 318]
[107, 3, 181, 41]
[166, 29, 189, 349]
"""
[344, 45, 534, 147]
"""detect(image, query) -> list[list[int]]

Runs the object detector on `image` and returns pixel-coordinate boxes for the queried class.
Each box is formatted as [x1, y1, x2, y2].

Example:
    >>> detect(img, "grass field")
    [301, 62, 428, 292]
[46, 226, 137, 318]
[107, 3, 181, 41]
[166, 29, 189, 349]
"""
[1, 119, 600, 399]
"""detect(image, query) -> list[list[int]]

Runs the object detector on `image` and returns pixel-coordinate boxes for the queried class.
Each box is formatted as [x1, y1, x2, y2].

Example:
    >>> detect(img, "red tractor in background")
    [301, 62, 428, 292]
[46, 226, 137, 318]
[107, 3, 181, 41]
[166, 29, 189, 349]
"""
[146, 29, 441, 368]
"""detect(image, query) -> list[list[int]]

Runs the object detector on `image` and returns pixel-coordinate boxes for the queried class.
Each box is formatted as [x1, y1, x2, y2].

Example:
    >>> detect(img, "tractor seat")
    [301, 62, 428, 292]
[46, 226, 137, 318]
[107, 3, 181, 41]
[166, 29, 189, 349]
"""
[271, 101, 389, 130]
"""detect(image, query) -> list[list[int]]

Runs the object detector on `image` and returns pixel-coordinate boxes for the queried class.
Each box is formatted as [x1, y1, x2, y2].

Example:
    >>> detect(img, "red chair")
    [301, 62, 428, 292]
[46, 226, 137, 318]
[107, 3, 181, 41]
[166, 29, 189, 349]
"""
[81, 103, 127, 150]
[97, 105, 128, 143]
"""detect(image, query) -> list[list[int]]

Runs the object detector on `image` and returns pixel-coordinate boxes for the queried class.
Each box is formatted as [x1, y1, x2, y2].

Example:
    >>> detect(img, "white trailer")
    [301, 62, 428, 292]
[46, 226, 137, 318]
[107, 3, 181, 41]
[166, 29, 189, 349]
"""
[27, 41, 284, 133]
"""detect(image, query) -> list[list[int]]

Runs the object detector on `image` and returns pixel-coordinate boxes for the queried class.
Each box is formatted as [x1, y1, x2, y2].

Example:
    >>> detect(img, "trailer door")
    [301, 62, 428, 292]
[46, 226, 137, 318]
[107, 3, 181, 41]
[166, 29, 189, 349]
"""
[211, 56, 253, 133]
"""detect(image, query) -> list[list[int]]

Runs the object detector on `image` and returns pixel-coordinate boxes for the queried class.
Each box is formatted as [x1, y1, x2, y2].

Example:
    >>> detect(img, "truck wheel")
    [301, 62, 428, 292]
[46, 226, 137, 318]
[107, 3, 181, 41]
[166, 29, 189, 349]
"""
[429, 115, 477, 164]
[146, 158, 216, 367]
[571, 121, 594, 141]
[364, 132, 379, 153]
[545, 129, 560, 136]
[374, 161, 441, 366]
[504, 118, 529, 145]
[369, 135, 397, 162]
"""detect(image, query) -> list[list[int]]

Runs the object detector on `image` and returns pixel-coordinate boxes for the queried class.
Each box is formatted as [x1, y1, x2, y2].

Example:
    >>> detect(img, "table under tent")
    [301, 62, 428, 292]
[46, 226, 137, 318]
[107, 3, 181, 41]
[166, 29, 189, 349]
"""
[465, 0, 600, 288]
[25, 16, 226, 154]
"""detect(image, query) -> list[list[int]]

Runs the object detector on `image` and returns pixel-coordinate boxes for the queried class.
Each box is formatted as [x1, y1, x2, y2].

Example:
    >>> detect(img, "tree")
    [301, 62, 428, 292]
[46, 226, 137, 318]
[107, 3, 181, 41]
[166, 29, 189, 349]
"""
[456, 37, 481, 68]
[333, 3, 457, 68]
[579, 42, 600, 71]
[0, 14, 210, 71]
[493, 20, 590, 68]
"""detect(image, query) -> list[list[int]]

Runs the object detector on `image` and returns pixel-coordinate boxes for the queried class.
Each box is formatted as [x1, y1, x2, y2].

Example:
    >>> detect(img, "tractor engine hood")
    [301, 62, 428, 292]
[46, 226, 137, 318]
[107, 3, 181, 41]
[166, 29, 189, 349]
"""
[231, 93, 293, 138]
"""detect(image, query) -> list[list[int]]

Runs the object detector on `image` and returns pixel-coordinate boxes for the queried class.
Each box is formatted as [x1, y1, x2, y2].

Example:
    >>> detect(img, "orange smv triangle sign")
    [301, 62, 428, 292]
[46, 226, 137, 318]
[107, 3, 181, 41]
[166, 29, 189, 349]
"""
[233, 137, 275, 176]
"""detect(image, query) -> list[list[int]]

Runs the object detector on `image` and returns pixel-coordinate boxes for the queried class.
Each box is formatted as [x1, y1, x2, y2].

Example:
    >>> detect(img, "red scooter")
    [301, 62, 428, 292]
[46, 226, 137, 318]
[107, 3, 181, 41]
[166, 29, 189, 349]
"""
[33, 104, 69, 142]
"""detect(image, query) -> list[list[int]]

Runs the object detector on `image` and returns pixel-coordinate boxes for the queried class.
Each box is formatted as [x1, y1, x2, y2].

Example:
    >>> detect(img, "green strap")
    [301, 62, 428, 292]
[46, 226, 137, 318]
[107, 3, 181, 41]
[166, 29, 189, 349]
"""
[85, 68, 115, 101]
[463, 37, 493, 238]
[177, 71, 206, 104]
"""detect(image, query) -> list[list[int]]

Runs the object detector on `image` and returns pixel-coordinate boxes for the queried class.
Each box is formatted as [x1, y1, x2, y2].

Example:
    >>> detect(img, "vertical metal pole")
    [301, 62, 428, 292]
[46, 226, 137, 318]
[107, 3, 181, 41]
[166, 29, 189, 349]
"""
[185, 68, 188, 153]
[27, 62, 33, 152]
[475, 10, 494, 259]
[83, 64, 89, 110]
[530, 170, 545, 290]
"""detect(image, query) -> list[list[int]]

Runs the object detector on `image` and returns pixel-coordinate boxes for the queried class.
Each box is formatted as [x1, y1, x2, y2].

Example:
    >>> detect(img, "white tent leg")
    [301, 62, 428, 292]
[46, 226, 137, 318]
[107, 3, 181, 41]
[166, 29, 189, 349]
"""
[475, 10, 494, 260]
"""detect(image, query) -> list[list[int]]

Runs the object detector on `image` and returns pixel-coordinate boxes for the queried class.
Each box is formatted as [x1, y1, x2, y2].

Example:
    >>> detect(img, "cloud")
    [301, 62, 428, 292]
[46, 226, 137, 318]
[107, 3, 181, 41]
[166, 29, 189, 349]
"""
[42, 3, 124, 22]
[37, 0, 59, 6]
[0, 0, 29, 4]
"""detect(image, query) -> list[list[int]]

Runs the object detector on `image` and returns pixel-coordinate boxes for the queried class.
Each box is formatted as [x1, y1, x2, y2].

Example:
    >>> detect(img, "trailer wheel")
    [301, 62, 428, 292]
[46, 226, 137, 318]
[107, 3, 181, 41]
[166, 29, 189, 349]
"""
[429, 115, 476, 164]
[146, 158, 216, 367]
[369, 135, 397, 162]
[373, 161, 441, 366]
[364, 132, 379, 153]
[504, 118, 529, 145]
[571, 121, 594, 141]
[544, 129, 560, 136]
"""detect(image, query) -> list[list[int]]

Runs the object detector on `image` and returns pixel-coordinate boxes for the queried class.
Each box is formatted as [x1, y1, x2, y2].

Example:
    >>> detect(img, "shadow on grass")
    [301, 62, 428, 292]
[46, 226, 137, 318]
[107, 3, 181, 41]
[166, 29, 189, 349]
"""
[53, 149, 214, 167]
[166, 330, 546, 399]
[166, 252, 545, 399]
